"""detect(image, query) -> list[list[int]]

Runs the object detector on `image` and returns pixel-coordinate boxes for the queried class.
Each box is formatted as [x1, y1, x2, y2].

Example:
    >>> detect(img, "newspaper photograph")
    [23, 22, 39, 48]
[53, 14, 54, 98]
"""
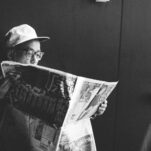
[1, 61, 118, 151]
[25, 116, 61, 151]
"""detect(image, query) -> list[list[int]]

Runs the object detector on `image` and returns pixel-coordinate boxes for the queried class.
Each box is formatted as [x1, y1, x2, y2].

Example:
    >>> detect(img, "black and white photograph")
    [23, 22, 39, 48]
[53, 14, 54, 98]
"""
[0, 0, 150, 151]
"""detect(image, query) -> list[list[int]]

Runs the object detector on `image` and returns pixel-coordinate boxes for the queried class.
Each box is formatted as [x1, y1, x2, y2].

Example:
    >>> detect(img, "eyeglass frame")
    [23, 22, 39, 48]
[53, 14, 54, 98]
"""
[14, 47, 44, 61]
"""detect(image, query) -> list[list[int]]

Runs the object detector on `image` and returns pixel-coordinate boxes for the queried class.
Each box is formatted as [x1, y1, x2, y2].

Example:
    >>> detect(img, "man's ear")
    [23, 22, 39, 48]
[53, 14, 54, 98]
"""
[7, 49, 14, 60]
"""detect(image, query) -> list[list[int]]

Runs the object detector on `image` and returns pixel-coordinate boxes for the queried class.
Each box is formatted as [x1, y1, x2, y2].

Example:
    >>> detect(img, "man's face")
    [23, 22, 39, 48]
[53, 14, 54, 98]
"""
[13, 40, 43, 65]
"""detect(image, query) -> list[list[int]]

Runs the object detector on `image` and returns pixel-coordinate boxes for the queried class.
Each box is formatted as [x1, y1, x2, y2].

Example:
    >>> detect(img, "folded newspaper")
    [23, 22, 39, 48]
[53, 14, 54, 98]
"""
[1, 61, 118, 151]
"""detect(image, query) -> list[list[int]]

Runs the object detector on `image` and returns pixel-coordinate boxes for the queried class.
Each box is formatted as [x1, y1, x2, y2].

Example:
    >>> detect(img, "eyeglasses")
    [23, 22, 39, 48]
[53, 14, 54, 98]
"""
[15, 48, 44, 60]
[25, 49, 44, 60]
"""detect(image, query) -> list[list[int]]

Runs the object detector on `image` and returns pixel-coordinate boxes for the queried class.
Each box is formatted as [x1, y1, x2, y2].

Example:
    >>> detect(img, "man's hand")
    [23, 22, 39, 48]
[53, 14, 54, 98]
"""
[0, 71, 21, 100]
[91, 99, 108, 119]
[0, 79, 11, 99]
[97, 100, 108, 115]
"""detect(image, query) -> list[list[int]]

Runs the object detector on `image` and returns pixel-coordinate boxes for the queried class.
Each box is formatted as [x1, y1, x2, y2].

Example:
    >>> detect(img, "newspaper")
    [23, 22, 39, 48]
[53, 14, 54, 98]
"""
[1, 61, 118, 151]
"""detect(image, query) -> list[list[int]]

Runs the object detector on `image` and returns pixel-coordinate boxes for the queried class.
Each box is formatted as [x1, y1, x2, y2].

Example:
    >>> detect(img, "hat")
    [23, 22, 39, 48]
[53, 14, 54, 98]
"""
[5, 24, 50, 48]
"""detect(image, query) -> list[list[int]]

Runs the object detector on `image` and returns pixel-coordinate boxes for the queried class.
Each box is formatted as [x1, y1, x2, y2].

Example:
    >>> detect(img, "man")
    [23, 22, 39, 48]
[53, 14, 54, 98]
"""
[0, 24, 107, 151]
[0, 24, 50, 151]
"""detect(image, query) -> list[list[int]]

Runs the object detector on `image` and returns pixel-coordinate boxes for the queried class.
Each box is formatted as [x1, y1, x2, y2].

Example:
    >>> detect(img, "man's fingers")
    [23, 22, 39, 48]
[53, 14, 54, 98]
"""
[97, 100, 108, 114]
[100, 103, 107, 108]
[0, 79, 11, 99]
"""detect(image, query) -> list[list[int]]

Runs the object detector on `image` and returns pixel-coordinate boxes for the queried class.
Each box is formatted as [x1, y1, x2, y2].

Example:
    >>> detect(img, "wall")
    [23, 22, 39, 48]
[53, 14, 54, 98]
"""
[1, 0, 151, 151]
[116, 1, 151, 151]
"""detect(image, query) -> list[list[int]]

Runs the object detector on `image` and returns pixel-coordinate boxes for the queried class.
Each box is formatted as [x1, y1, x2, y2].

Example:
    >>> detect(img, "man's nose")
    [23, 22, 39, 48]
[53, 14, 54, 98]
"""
[30, 55, 37, 64]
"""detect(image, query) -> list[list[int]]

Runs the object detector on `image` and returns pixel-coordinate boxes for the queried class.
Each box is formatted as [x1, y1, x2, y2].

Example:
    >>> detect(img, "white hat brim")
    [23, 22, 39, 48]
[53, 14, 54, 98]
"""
[15, 36, 50, 46]
[34, 36, 50, 42]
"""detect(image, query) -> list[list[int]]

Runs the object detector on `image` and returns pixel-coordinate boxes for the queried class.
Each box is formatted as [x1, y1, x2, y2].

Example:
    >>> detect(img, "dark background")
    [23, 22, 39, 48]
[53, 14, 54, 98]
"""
[0, 0, 151, 151]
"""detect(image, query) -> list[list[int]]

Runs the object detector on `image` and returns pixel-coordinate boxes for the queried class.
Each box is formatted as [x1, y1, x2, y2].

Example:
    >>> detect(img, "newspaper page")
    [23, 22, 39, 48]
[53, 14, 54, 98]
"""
[1, 61, 77, 127]
[56, 78, 117, 151]
[1, 61, 118, 151]
[26, 117, 60, 151]
[56, 119, 96, 151]
[64, 77, 117, 124]
[1, 61, 77, 151]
